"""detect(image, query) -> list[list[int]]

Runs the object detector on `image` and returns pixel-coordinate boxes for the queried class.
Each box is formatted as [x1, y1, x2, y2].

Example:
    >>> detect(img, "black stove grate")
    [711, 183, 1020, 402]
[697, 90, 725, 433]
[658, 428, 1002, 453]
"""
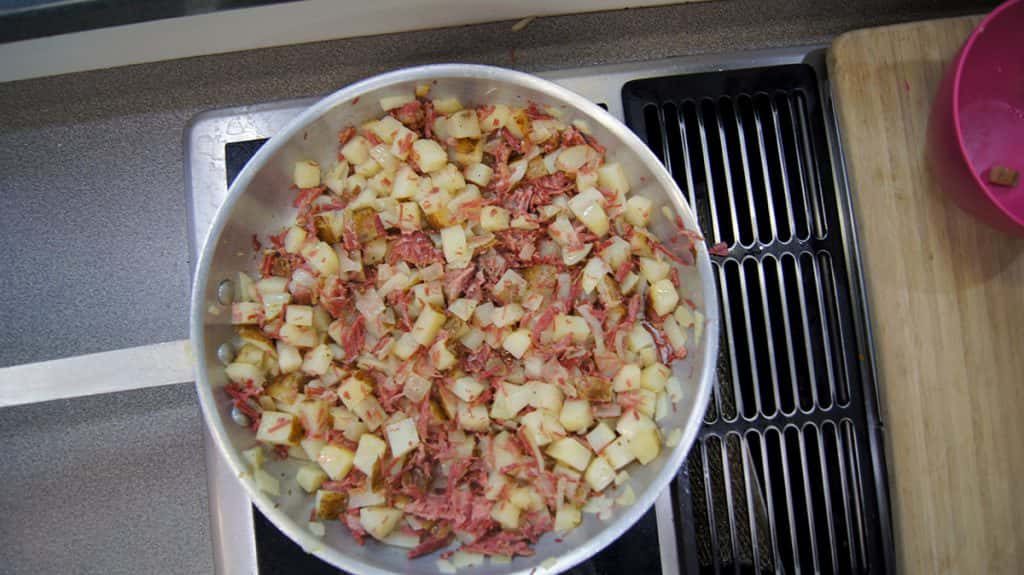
[623, 64, 893, 574]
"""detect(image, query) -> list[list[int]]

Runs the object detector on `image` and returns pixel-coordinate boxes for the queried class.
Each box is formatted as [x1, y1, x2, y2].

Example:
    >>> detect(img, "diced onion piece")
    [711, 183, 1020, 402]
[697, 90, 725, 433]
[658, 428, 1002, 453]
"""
[294, 161, 321, 188]
[649, 278, 680, 316]
[624, 196, 652, 227]
[546, 437, 592, 471]
[297, 465, 328, 493]
[385, 417, 420, 458]
[556, 145, 593, 173]
[568, 188, 610, 237]
[581, 256, 610, 294]
[317, 444, 355, 481]
[242, 446, 265, 469]
[283, 226, 308, 254]
[254, 468, 280, 496]
[615, 484, 636, 506]
[447, 110, 481, 138]
[597, 162, 630, 196]
[300, 437, 326, 461]
[563, 242, 592, 267]
[491, 303, 524, 328]
[584, 456, 616, 491]
[353, 433, 387, 477]
[285, 304, 314, 327]
[447, 298, 478, 322]
[360, 506, 404, 541]
[490, 382, 532, 420]
[502, 329, 532, 359]
[436, 559, 457, 574]
[348, 484, 387, 509]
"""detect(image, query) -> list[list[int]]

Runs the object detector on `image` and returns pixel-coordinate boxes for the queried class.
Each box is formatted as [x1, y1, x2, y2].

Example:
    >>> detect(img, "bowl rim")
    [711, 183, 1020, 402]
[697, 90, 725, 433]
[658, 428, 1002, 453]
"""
[190, 63, 720, 575]
[951, 0, 1024, 228]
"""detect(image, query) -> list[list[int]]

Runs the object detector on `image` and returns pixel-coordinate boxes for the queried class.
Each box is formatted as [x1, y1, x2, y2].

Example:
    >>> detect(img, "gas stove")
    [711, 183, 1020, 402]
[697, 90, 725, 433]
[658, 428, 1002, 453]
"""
[186, 46, 893, 574]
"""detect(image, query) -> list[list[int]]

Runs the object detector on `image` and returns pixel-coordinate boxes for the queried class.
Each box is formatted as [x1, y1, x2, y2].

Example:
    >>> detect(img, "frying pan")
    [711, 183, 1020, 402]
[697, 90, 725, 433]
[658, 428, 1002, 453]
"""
[191, 64, 719, 574]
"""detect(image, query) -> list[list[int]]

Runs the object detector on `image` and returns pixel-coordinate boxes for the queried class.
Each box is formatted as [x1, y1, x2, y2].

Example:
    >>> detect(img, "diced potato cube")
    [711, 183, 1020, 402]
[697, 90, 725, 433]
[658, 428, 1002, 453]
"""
[479, 104, 511, 133]
[314, 490, 347, 520]
[440, 225, 471, 268]
[411, 139, 447, 173]
[353, 433, 387, 477]
[464, 163, 494, 186]
[429, 340, 457, 372]
[649, 278, 680, 317]
[568, 188, 610, 237]
[616, 411, 657, 439]
[348, 484, 387, 509]
[337, 374, 371, 410]
[520, 409, 565, 446]
[371, 116, 405, 144]
[546, 437, 593, 472]
[297, 465, 328, 493]
[453, 401, 488, 432]
[586, 422, 616, 453]
[403, 373, 433, 402]
[559, 399, 593, 433]
[448, 298, 478, 322]
[279, 323, 317, 348]
[360, 506, 404, 541]
[379, 93, 414, 111]
[619, 389, 658, 417]
[385, 417, 421, 458]
[597, 162, 630, 196]
[584, 456, 616, 491]
[294, 161, 321, 188]
[225, 362, 264, 386]
[638, 257, 670, 284]
[451, 376, 485, 403]
[491, 303, 525, 328]
[396, 201, 422, 231]
[301, 344, 333, 376]
[301, 241, 340, 276]
[296, 398, 329, 435]
[285, 305, 313, 327]
[556, 145, 594, 173]
[242, 446, 265, 469]
[431, 163, 466, 193]
[231, 302, 261, 325]
[317, 444, 356, 481]
[629, 429, 661, 465]
[529, 382, 564, 412]
[341, 135, 372, 165]
[447, 110, 481, 139]
[624, 196, 652, 227]
[502, 329, 532, 359]
[603, 436, 635, 470]
[554, 504, 582, 532]
[490, 382, 532, 420]
[254, 468, 280, 496]
[283, 226, 308, 254]
[256, 411, 302, 446]
[392, 332, 421, 360]
[300, 437, 326, 461]
[613, 364, 642, 392]
[411, 306, 446, 346]
[581, 256, 610, 294]
[491, 499, 521, 530]
[433, 97, 463, 114]
[553, 314, 590, 343]
[266, 373, 302, 406]
[353, 396, 387, 431]
[480, 205, 510, 232]
[640, 363, 671, 392]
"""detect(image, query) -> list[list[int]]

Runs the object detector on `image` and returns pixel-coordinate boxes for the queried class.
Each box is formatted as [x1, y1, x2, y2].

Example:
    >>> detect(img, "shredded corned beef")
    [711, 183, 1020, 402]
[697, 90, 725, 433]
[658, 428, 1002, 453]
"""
[389, 231, 444, 266]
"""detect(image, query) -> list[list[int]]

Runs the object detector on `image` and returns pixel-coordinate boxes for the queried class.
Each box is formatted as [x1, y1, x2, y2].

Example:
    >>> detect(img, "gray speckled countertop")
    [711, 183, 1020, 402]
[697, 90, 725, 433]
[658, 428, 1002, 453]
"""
[0, 1, 995, 573]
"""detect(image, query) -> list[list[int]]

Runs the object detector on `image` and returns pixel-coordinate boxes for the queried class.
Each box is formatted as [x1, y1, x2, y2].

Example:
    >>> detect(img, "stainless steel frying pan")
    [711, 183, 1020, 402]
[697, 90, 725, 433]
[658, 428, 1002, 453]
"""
[190, 64, 719, 575]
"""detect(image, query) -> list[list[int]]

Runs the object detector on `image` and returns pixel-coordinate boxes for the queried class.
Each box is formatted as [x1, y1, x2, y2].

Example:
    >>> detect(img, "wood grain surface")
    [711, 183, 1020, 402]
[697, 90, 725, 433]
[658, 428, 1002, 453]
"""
[829, 15, 1024, 575]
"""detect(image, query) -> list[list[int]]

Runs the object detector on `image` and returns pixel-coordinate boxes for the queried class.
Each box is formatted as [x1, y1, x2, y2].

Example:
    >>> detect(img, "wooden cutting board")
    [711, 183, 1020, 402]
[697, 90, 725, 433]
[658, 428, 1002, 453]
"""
[829, 16, 1024, 574]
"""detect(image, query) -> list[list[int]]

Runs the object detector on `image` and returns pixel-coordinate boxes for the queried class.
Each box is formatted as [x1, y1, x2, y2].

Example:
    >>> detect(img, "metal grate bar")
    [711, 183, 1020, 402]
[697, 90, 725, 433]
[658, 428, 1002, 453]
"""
[747, 95, 783, 243]
[789, 93, 827, 239]
[717, 434, 740, 574]
[727, 98, 763, 246]
[735, 259, 766, 419]
[716, 262, 745, 421]
[738, 435, 763, 573]
[755, 257, 784, 418]
[807, 253, 840, 409]
[695, 100, 728, 245]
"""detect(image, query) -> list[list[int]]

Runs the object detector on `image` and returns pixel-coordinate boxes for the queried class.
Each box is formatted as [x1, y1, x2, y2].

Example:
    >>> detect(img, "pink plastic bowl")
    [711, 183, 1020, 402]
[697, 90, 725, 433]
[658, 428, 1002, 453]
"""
[927, 0, 1024, 235]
